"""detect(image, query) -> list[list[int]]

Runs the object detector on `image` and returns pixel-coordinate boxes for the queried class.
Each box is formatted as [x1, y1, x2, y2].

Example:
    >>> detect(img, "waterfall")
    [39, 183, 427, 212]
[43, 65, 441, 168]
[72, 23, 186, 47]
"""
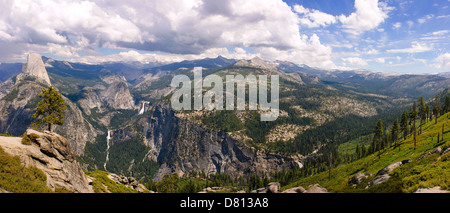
[139, 102, 145, 114]
[104, 129, 111, 171]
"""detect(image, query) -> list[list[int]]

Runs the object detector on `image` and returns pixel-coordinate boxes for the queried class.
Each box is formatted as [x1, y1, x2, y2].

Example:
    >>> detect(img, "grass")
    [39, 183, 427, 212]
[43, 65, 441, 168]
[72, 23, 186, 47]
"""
[0, 146, 52, 193]
[282, 112, 450, 193]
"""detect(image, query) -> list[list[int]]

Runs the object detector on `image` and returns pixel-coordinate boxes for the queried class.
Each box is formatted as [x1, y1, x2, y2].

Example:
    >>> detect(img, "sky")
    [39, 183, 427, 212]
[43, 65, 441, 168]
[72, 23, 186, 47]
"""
[0, 0, 449, 73]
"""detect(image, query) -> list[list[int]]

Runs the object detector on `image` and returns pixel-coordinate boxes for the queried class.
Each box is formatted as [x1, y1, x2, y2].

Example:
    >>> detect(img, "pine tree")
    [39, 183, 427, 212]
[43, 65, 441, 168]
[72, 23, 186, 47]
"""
[445, 95, 450, 113]
[411, 101, 417, 150]
[433, 94, 441, 124]
[391, 118, 399, 147]
[400, 110, 408, 140]
[32, 86, 67, 132]
[418, 96, 425, 135]
[373, 119, 383, 159]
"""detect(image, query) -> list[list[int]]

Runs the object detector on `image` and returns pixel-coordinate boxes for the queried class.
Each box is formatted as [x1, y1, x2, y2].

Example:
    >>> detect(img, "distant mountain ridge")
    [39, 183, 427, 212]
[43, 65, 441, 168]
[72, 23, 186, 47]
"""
[0, 53, 449, 183]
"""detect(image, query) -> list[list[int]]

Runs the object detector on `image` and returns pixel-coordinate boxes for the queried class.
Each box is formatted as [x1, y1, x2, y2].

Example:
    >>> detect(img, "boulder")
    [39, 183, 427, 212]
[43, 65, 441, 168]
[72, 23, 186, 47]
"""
[305, 184, 328, 193]
[267, 182, 281, 193]
[419, 147, 443, 160]
[282, 186, 306, 193]
[367, 161, 405, 188]
[348, 172, 372, 185]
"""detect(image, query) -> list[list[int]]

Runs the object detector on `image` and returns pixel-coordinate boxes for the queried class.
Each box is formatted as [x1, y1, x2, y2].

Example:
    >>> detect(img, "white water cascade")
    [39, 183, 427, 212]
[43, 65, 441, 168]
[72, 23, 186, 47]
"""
[104, 129, 111, 171]
[139, 102, 145, 115]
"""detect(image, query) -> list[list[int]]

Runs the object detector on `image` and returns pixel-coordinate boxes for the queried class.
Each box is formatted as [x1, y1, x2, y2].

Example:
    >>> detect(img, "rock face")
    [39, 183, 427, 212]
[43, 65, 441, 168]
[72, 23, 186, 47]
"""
[348, 172, 372, 185]
[141, 103, 296, 181]
[0, 129, 93, 192]
[102, 80, 135, 110]
[78, 76, 135, 114]
[19, 53, 51, 85]
[0, 57, 97, 154]
[367, 161, 409, 188]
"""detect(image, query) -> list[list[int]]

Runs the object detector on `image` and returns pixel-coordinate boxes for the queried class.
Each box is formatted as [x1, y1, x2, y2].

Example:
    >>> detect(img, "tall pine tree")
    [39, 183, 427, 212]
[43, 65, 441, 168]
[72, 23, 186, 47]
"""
[445, 95, 450, 113]
[400, 110, 408, 140]
[410, 101, 417, 150]
[433, 94, 441, 124]
[418, 96, 425, 135]
[391, 118, 399, 148]
[32, 86, 67, 131]
[373, 119, 384, 159]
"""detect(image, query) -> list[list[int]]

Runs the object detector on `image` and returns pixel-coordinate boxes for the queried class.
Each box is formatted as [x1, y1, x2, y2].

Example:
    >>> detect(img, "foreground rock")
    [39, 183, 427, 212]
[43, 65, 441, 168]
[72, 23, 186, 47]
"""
[414, 186, 449, 193]
[367, 160, 410, 188]
[107, 173, 148, 193]
[282, 186, 306, 193]
[0, 129, 93, 192]
[348, 172, 372, 185]
[304, 184, 328, 193]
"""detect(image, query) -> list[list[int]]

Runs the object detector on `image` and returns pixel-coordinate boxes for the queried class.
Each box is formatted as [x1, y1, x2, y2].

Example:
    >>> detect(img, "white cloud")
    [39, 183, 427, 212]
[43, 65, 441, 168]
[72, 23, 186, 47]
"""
[418, 14, 434, 24]
[0, 0, 336, 69]
[434, 53, 450, 69]
[406, 20, 414, 27]
[386, 42, 433, 53]
[293, 5, 337, 28]
[338, 0, 392, 35]
[342, 57, 368, 66]
[375, 58, 385, 63]
[392, 22, 402, 29]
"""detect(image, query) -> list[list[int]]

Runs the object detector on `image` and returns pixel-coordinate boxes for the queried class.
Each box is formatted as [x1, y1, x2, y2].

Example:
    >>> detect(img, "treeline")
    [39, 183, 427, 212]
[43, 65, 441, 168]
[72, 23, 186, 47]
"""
[355, 92, 450, 161]
[144, 169, 308, 193]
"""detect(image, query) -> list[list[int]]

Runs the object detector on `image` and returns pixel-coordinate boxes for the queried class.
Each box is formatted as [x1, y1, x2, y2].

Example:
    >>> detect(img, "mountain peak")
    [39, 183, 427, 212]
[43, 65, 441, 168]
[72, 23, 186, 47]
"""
[20, 53, 51, 85]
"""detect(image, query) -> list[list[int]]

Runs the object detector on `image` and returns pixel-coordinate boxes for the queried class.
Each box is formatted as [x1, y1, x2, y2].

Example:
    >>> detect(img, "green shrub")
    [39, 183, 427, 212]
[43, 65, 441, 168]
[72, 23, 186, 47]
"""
[0, 146, 51, 193]
[0, 132, 13, 137]
[21, 133, 31, 145]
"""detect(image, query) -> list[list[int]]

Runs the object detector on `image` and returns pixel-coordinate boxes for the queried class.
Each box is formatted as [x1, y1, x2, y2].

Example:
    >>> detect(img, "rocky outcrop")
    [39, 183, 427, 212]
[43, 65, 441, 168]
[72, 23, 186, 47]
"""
[78, 75, 135, 114]
[280, 183, 328, 193]
[418, 147, 443, 160]
[0, 78, 97, 155]
[348, 172, 372, 185]
[102, 80, 135, 110]
[0, 129, 93, 192]
[282, 186, 306, 193]
[304, 184, 328, 193]
[107, 173, 148, 193]
[141, 102, 296, 181]
[54, 97, 98, 155]
[17, 53, 51, 85]
[198, 186, 239, 193]
[367, 160, 410, 188]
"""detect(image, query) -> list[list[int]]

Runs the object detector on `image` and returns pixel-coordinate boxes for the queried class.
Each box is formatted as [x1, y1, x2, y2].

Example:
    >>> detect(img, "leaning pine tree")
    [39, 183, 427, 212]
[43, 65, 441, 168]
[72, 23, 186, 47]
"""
[32, 86, 67, 132]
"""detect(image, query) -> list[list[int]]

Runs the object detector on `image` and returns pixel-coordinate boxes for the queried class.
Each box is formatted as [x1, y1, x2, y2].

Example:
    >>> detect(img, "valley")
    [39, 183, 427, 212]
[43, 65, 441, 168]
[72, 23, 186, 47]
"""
[0, 53, 449, 193]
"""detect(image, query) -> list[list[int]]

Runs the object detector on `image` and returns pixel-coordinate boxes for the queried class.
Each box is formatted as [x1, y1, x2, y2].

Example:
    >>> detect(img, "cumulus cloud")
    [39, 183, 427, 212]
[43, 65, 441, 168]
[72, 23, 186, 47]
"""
[338, 0, 392, 35]
[434, 53, 450, 69]
[293, 5, 337, 28]
[342, 57, 368, 66]
[0, 0, 336, 69]
[293, 0, 391, 35]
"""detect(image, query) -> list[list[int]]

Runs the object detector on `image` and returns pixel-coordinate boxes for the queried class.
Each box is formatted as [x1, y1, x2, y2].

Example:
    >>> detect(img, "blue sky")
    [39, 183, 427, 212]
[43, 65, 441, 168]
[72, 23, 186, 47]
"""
[284, 0, 450, 73]
[0, 0, 449, 73]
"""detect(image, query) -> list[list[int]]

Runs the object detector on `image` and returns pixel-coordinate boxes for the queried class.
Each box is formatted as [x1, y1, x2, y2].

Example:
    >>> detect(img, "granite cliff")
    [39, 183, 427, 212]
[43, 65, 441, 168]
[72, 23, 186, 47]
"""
[0, 129, 93, 192]
[138, 103, 296, 181]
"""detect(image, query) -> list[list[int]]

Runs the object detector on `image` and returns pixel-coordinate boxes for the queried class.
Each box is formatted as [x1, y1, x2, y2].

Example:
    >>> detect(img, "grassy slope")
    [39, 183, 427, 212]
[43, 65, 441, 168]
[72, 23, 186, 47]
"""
[0, 146, 52, 193]
[283, 112, 450, 193]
